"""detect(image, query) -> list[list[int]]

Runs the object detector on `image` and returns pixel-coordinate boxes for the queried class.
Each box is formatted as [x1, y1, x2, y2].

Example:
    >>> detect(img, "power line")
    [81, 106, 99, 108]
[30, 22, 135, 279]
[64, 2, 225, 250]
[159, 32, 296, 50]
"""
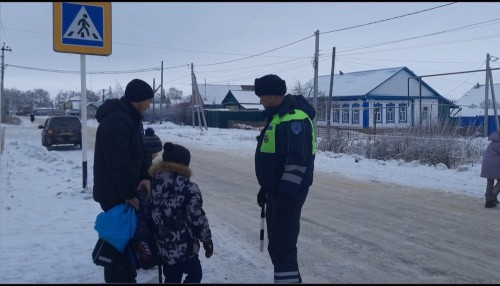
[205, 59, 312, 84]
[162, 2, 458, 68]
[321, 2, 457, 35]
[0, 2, 472, 72]
[336, 17, 500, 54]
[335, 34, 500, 57]
[196, 34, 315, 67]
[5, 64, 159, 74]
[192, 2, 458, 69]
[5, 63, 190, 74]
[328, 32, 500, 55]
[4, 2, 494, 90]
[339, 56, 478, 64]
[0, 4, 10, 45]
[439, 61, 486, 97]
[197, 57, 308, 74]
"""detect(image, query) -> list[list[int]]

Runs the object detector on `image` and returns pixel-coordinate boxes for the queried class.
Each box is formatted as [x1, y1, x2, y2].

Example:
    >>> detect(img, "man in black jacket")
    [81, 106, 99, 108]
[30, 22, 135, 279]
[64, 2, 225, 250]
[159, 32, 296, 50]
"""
[93, 78, 154, 283]
[254, 74, 316, 283]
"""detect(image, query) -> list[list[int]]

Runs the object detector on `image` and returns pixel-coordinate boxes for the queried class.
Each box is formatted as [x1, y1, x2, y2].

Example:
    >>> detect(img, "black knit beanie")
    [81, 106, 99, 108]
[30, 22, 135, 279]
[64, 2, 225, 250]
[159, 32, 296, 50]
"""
[254, 74, 287, 97]
[124, 79, 154, 102]
[162, 142, 191, 167]
[143, 128, 162, 154]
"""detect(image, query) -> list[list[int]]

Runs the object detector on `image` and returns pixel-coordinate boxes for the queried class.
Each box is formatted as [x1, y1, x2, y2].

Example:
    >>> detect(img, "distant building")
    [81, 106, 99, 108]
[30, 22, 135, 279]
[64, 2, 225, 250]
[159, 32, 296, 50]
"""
[87, 102, 103, 119]
[63, 97, 81, 116]
[221, 90, 263, 111]
[197, 83, 255, 109]
[62, 97, 104, 118]
[453, 82, 500, 135]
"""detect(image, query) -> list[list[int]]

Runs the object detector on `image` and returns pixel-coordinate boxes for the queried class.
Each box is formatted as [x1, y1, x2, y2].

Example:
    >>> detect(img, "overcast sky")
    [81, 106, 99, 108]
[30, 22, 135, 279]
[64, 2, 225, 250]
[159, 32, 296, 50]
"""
[1, 2, 500, 101]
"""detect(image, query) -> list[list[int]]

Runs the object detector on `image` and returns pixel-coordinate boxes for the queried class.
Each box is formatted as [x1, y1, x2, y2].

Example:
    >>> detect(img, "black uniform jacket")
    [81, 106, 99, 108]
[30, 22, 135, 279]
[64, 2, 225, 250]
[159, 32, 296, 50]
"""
[255, 94, 316, 196]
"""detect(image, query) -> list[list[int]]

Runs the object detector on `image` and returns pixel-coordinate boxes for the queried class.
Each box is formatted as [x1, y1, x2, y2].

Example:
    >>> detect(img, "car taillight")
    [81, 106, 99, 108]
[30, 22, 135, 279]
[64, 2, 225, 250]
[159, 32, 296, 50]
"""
[47, 129, 53, 136]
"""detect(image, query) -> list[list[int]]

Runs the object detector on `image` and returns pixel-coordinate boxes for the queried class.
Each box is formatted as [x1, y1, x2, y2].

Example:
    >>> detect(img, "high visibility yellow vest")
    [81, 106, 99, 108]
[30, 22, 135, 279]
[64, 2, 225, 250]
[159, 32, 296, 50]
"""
[260, 110, 316, 154]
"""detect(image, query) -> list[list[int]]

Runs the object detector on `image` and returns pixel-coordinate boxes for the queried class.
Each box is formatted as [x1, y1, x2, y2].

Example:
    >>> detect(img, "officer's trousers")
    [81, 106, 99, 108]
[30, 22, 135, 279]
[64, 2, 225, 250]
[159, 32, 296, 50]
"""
[266, 189, 309, 283]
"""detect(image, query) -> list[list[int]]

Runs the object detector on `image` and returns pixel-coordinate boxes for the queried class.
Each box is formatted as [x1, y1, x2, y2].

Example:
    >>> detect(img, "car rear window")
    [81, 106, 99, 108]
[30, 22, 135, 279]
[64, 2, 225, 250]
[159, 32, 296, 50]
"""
[49, 117, 82, 129]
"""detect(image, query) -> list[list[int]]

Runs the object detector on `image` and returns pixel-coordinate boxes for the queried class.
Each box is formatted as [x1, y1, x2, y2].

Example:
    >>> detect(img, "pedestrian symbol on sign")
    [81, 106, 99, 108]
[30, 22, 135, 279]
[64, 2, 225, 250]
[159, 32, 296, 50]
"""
[64, 6, 102, 42]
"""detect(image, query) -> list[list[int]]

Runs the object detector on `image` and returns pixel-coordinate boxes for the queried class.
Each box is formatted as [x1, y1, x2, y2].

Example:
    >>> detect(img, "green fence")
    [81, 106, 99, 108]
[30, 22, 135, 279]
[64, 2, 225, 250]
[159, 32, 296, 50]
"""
[194, 109, 265, 128]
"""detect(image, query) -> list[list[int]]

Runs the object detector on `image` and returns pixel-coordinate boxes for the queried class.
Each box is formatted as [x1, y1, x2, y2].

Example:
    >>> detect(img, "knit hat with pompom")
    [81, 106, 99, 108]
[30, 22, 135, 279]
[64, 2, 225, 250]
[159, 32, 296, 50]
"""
[143, 128, 162, 154]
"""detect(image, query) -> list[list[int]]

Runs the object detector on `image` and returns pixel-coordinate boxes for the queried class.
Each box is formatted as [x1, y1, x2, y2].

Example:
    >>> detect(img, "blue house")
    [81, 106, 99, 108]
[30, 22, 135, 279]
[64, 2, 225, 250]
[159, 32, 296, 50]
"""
[308, 67, 458, 129]
[453, 82, 500, 135]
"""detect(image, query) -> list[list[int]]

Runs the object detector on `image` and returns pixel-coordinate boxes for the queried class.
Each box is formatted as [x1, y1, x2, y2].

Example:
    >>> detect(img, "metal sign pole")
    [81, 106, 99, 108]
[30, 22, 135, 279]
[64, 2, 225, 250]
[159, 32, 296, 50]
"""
[81, 54, 88, 189]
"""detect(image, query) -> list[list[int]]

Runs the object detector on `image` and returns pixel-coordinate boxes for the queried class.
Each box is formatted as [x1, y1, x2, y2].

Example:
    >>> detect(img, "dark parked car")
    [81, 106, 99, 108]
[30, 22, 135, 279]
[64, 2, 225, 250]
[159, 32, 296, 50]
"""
[38, 116, 82, 150]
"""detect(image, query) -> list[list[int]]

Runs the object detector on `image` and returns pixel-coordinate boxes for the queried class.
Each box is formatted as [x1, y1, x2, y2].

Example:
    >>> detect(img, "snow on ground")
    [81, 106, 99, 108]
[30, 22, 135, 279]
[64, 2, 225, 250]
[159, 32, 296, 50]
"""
[0, 116, 488, 283]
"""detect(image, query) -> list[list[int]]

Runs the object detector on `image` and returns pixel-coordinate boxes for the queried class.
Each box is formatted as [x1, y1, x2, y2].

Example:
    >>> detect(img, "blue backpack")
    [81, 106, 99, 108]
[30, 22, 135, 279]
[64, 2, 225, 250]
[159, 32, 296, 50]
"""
[94, 203, 137, 253]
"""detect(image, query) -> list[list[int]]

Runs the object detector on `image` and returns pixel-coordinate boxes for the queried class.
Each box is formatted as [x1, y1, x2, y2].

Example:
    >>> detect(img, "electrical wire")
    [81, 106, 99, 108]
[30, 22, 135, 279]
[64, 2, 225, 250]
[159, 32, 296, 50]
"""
[337, 17, 500, 54]
[321, 2, 457, 35]
[336, 34, 500, 57]
[195, 34, 315, 67]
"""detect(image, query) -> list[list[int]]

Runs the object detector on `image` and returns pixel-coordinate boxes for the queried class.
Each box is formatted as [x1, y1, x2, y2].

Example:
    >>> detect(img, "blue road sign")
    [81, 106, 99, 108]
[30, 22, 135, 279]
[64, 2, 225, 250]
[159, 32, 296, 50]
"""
[53, 2, 111, 55]
[62, 2, 103, 47]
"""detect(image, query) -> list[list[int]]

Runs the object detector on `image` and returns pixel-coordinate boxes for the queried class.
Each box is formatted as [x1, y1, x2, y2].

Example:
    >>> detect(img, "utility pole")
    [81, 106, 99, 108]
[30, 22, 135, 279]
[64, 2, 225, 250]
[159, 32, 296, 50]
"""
[313, 30, 319, 137]
[488, 54, 499, 133]
[484, 53, 490, 137]
[1, 42, 12, 123]
[160, 60, 163, 123]
[152, 78, 156, 123]
[326, 47, 335, 142]
[190, 63, 207, 130]
[102, 89, 105, 102]
[192, 67, 195, 128]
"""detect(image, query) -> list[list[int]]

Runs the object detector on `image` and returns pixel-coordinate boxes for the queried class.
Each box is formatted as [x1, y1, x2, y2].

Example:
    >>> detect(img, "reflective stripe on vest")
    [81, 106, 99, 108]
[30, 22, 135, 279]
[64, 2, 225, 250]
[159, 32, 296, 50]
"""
[260, 109, 316, 154]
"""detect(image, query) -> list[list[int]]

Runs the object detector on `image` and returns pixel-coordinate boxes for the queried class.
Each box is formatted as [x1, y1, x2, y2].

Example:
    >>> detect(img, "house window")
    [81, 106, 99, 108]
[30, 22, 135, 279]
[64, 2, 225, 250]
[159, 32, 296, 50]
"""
[342, 104, 349, 123]
[333, 105, 340, 123]
[386, 104, 395, 123]
[399, 104, 407, 123]
[352, 104, 360, 124]
[317, 109, 326, 122]
[422, 106, 428, 119]
[374, 103, 382, 123]
[375, 108, 382, 123]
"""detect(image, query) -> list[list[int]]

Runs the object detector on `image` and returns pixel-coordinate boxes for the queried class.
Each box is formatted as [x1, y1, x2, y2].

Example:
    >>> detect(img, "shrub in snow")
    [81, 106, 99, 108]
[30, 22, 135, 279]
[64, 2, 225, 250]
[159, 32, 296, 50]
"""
[436, 163, 448, 170]
[317, 122, 489, 170]
[456, 165, 470, 172]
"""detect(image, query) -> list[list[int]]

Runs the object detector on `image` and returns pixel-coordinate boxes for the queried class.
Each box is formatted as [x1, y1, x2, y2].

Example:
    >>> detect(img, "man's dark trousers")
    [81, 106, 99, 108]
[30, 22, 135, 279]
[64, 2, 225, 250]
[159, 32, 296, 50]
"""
[266, 189, 309, 282]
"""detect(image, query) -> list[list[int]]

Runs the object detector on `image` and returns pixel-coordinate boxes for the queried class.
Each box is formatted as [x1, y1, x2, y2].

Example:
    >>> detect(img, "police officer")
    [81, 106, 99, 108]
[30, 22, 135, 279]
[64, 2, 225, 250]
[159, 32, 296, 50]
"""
[254, 74, 316, 283]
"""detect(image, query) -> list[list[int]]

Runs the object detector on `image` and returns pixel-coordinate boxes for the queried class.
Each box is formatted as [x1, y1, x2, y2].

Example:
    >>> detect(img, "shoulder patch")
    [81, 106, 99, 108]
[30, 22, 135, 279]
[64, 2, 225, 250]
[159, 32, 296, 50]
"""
[291, 121, 302, 134]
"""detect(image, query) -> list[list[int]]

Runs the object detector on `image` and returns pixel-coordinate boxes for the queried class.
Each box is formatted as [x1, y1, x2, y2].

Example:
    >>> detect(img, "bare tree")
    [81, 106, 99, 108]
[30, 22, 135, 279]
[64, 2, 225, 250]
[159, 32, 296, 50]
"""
[166, 87, 183, 105]
[292, 80, 314, 98]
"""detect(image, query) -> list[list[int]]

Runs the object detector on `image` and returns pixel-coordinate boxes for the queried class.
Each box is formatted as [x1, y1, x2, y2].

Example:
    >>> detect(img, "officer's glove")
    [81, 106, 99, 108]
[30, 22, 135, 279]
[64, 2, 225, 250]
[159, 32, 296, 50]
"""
[202, 239, 214, 258]
[257, 188, 267, 207]
[276, 194, 292, 218]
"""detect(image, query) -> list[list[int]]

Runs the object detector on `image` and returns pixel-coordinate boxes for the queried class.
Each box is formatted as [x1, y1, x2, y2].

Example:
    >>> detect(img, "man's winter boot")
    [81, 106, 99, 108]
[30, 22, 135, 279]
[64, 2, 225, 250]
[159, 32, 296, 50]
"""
[485, 200, 497, 208]
[492, 186, 500, 204]
[485, 189, 497, 208]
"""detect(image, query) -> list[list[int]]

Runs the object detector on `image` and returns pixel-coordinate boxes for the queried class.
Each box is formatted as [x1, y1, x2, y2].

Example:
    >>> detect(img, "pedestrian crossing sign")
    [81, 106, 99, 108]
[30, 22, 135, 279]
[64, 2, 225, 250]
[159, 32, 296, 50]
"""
[53, 2, 111, 56]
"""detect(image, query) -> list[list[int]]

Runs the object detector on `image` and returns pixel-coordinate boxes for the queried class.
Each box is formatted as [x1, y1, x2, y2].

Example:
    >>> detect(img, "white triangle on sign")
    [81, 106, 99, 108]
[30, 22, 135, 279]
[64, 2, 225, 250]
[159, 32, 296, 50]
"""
[63, 6, 103, 42]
